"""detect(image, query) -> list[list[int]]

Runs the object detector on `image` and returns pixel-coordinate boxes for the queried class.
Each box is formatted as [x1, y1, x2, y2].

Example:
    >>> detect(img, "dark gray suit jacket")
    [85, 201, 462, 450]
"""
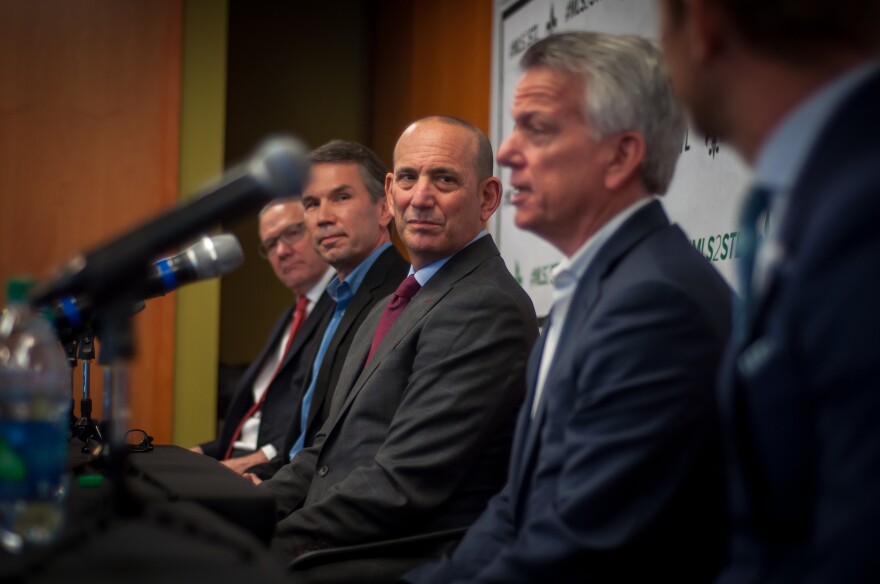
[407, 201, 731, 583]
[199, 290, 333, 460]
[260, 235, 537, 562]
[247, 245, 408, 478]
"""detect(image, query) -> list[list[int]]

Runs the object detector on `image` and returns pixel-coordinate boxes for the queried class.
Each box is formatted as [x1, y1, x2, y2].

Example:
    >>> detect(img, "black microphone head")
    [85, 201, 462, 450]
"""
[185, 234, 244, 279]
[249, 136, 311, 198]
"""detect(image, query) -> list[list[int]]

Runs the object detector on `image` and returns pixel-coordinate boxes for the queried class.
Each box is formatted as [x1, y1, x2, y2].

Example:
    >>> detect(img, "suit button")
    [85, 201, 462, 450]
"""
[317, 465, 329, 477]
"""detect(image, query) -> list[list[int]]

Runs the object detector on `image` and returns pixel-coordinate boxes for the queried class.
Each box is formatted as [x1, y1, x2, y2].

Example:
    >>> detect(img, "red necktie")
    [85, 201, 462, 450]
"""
[365, 275, 421, 363]
[223, 294, 309, 460]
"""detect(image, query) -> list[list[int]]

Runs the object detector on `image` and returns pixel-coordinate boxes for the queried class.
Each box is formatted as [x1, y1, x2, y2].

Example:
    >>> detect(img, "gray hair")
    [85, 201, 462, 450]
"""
[310, 140, 387, 203]
[521, 32, 685, 195]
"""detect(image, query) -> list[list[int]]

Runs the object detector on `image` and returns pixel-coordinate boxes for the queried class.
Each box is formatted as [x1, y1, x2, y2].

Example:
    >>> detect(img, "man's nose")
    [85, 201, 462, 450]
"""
[275, 238, 295, 257]
[315, 201, 336, 225]
[497, 132, 522, 168]
[410, 176, 436, 207]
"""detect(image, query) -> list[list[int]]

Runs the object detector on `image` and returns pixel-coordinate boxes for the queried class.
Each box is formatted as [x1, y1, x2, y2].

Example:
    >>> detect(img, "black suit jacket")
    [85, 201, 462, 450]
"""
[247, 245, 409, 478]
[407, 201, 731, 583]
[200, 290, 334, 460]
[717, 66, 880, 583]
[261, 235, 537, 564]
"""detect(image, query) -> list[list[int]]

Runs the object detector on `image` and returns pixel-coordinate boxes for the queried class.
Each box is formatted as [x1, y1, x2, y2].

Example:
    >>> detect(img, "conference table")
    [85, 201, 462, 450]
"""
[1, 443, 286, 583]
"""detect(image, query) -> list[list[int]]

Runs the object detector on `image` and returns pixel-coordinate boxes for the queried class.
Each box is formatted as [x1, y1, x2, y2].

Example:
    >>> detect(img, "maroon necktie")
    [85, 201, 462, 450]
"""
[366, 275, 421, 363]
[223, 294, 309, 460]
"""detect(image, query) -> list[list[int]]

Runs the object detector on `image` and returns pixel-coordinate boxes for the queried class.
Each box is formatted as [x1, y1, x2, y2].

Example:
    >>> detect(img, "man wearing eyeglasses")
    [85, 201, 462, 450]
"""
[193, 198, 334, 473]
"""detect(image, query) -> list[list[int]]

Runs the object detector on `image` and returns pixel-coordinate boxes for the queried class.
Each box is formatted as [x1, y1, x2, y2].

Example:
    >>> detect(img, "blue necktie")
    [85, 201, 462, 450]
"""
[735, 184, 773, 339]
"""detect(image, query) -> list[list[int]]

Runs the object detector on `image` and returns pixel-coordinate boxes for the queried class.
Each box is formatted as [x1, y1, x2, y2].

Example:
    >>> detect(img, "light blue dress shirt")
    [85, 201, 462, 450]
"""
[409, 230, 489, 285]
[531, 198, 653, 417]
[288, 242, 392, 458]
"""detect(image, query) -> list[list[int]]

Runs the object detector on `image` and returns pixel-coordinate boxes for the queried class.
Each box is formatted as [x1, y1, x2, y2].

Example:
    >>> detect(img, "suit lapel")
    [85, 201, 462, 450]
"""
[332, 236, 499, 426]
[240, 306, 293, 400]
[220, 305, 294, 447]
[301, 290, 373, 431]
[508, 324, 549, 489]
[325, 313, 376, 424]
[303, 247, 402, 433]
[277, 292, 332, 372]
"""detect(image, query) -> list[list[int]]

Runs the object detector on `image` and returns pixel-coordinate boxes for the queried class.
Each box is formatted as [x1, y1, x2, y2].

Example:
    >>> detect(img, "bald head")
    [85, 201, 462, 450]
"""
[386, 116, 502, 269]
[393, 116, 494, 183]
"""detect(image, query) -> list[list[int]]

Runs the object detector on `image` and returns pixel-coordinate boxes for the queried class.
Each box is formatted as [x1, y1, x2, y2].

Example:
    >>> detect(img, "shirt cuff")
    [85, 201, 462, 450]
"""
[260, 443, 277, 461]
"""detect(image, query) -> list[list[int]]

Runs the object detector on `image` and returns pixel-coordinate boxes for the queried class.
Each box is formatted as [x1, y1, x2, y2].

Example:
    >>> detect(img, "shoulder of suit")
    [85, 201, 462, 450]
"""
[368, 246, 409, 281]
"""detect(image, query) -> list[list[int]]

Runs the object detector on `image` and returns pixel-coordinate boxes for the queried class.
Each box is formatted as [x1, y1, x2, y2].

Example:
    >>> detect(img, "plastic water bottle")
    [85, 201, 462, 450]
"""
[0, 277, 69, 549]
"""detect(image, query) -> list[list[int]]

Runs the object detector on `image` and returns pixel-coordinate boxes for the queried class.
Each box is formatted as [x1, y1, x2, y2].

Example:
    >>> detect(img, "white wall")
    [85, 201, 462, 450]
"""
[491, 0, 751, 315]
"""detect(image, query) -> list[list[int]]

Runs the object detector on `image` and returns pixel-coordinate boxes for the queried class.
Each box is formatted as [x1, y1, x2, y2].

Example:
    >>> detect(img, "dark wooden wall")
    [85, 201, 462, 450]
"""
[0, 0, 182, 441]
[0, 0, 493, 444]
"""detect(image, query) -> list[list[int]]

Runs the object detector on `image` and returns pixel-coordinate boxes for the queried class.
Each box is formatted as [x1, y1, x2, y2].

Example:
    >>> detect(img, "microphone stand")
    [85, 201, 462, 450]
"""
[71, 331, 103, 453]
[93, 295, 139, 517]
[63, 338, 78, 431]
[22, 136, 311, 548]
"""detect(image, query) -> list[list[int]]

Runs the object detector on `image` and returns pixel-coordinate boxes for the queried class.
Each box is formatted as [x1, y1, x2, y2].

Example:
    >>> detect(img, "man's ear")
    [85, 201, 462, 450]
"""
[603, 132, 645, 192]
[687, 0, 729, 64]
[381, 173, 397, 228]
[479, 177, 503, 222]
[376, 178, 393, 230]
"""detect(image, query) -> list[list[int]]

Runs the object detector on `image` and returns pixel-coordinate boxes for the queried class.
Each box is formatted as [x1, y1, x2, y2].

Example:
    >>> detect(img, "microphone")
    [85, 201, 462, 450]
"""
[30, 135, 308, 307]
[48, 234, 244, 343]
[144, 232, 244, 298]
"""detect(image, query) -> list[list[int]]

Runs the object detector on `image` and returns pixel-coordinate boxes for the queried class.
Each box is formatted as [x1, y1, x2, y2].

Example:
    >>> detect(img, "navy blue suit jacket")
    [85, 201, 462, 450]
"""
[407, 200, 731, 583]
[717, 67, 880, 583]
[200, 290, 333, 460]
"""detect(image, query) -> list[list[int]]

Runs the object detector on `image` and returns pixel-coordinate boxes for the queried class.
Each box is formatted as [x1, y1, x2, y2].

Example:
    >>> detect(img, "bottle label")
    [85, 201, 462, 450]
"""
[0, 419, 67, 500]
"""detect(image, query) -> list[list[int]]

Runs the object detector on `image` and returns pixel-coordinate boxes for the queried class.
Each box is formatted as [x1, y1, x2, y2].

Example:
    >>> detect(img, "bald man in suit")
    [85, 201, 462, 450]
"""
[260, 117, 537, 583]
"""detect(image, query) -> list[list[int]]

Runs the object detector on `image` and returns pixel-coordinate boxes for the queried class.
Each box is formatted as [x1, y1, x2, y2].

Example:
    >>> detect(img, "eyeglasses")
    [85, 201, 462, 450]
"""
[258, 223, 307, 258]
[125, 428, 154, 453]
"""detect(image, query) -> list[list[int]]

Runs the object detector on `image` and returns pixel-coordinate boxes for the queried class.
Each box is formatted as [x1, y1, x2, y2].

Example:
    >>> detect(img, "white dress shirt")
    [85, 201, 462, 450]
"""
[233, 267, 335, 459]
[532, 198, 654, 417]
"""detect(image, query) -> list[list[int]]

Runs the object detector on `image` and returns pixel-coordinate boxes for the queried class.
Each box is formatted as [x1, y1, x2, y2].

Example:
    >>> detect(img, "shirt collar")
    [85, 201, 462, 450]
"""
[304, 267, 335, 304]
[552, 198, 653, 301]
[327, 242, 392, 305]
[409, 230, 489, 287]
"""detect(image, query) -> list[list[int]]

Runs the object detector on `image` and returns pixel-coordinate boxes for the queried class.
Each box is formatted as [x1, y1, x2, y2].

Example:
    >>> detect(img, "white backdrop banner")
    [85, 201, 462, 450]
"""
[491, 0, 751, 316]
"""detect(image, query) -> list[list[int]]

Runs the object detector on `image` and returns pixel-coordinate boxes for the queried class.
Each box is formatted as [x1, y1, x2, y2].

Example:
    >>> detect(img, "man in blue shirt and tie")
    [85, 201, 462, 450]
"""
[244, 140, 408, 481]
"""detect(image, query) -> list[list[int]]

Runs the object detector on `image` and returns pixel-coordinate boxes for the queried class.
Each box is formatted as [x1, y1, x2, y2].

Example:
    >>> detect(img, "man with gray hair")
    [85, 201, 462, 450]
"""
[406, 32, 732, 583]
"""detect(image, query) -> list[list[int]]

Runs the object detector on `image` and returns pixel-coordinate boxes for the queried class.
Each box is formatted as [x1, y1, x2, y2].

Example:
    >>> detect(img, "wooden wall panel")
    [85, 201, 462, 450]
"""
[173, 0, 228, 448]
[0, 0, 182, 442]
[371, 0, 493, 166]
[220, 0, 374, 367]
